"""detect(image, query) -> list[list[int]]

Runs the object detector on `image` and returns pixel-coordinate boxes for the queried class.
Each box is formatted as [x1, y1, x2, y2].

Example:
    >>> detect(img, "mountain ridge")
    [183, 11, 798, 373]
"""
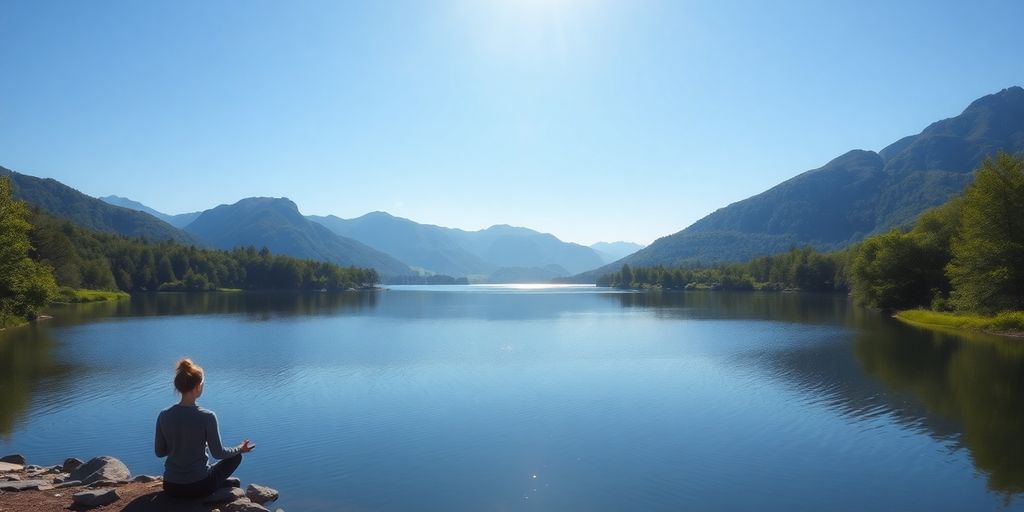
[582, 86, 1024, 278]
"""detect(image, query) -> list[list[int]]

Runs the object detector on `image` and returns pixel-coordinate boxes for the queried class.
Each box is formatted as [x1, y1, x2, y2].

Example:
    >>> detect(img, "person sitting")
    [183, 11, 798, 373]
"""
[155, 358, 255, 499]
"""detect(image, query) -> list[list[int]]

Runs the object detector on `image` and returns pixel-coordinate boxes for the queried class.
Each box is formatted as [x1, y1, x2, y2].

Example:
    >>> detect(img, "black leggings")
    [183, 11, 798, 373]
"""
[163, 454, 242, 499]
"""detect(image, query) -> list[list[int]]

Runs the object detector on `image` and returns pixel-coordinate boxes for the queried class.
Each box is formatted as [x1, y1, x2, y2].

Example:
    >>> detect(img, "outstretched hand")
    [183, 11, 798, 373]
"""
[239, 439, 256, 453]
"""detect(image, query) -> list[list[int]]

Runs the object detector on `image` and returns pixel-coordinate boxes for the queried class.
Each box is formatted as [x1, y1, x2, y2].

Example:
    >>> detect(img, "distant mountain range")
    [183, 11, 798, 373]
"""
[2, 166, 621, 280]
[0, 166, 197, 244]
[100, 195, 200, 228]
[308, 211, 606, 279]
[585, 86, 1024, 278]
[590, 242, 645, 264]
[184, 198, 411, 276]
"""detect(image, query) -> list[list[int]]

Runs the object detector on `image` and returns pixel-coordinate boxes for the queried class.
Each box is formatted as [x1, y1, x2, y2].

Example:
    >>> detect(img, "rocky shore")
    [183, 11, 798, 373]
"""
[0, 454, 281, 512]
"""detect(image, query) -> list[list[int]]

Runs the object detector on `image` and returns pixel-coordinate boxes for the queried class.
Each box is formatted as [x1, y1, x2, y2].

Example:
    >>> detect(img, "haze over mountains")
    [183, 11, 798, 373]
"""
[95, 190, 632, 280]
[100, 195, 200, 228]
[586, 86, 1024, 277]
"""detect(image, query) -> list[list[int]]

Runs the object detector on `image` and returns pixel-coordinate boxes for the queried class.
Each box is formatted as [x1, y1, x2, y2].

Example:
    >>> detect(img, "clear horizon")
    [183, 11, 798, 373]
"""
[2, 1, 1024, 245]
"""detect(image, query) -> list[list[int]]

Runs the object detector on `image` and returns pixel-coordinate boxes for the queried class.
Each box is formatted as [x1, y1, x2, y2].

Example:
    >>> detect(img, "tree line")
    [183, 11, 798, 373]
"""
[597, 246, 849, 292]
[0, 176, 379, 325]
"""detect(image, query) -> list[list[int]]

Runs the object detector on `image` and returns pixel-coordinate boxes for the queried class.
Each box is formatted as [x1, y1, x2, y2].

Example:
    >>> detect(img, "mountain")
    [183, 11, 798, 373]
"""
[185, 198, 411, 276]
[100, 195, 201, 228]
[309, 212, 605, 277]
[308, 212, 493, 276]
[590, 241, 645, 264]
[588, 86, 1024, 276]
[0, 166, 197, 244]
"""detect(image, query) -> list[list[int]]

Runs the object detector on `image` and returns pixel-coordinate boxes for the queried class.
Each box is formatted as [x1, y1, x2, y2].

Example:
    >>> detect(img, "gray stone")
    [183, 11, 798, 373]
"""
[245, 483, 279, 504]
[87, 479, 122, 487]
[0, 479, 52, 491]
[202, 486, 246, 504]
[0, 454, 25, 465]
[73, 488, 120, 508]
[69, 456, 130, 485]
[1, 473, 21, 481]
[131, 474, 160, 483]
[0, 461, 24, 472]
[55, 479, 84, 488]
[226, 476, 241, 488]
[62, 457, 84, 473]
[223, 499, 270, 512]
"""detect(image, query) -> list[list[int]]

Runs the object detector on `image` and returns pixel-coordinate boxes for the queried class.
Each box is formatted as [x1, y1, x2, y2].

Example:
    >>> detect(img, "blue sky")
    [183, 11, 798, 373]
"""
[2, 0, 1023, 245]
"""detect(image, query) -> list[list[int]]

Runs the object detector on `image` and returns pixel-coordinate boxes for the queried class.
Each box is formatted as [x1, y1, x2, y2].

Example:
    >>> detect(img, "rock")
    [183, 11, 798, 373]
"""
[226, 476, 241, 488]
[0, 454, 26, 465]
[69, 456, 130, 485]
[55, 480, 84, 488]
[202, 486, 246, 504]
[73, 488, 120, 508]
[87, 479, 122, 487]
[0, 461, 24, 472]
[62, 457, 85, 473]
[131, 474, 160, 483]
[1, 474, 21, 481]
[245, 483, 279, 504]
[0, 479, 52, 491]
[223, 499, 270, 512]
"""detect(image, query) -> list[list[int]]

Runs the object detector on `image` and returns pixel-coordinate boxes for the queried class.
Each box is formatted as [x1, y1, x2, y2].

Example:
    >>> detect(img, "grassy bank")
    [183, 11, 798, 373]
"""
[896, 309, 1024, 336]
[55, 288, 131, 304]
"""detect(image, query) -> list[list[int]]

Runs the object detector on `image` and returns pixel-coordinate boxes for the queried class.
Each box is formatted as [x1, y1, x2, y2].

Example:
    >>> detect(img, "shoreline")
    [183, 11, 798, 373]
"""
[0, 453, 281, 511]
[894, 309, 1024, 338]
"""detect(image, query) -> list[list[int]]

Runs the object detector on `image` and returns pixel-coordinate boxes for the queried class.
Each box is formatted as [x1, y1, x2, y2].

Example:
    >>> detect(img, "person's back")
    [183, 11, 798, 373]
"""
[154, 358, 255, 499]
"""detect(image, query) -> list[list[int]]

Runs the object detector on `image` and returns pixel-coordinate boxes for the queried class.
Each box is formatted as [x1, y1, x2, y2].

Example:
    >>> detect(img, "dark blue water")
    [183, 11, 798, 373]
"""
[1, 286, 1022, 511]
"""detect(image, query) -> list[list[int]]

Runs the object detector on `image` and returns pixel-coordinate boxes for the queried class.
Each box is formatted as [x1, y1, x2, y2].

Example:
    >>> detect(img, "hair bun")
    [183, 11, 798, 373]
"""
[174, 358, 204, 393]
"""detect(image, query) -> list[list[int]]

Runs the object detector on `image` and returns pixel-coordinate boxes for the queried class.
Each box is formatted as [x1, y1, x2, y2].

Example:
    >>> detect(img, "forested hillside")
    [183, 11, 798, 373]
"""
[0, 166, 196, 244]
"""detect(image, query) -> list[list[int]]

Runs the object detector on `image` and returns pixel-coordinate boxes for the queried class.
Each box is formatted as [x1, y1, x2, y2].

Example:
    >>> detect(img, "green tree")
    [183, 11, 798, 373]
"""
[947, 153, 1024, 313]
[0, 177, 57, 325]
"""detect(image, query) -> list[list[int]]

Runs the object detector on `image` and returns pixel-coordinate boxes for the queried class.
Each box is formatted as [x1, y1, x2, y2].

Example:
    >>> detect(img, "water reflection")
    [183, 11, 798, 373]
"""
[606, 290, 852, 325]
[854, 322, 1024, 494]
[0, 326, 73, 437]
[43, 291, 380, 326]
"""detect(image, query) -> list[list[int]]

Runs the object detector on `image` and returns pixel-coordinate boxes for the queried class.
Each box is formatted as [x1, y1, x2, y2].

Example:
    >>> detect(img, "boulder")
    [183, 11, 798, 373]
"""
[223, 499, 270, 512]
[1, 473, 21, 481]
[0, 454, 26, 465]
[131, 474, 161, 483]
[62, 457, 85, 473]
[202, 486, 246, 504]
[245, 483, 279, 504]
[69, 456, 130, 484]
[226, 476, 241, 488]
[0, 479, 52, 491]
[0, 461, 23, 473]
[73, 488, 120, 508]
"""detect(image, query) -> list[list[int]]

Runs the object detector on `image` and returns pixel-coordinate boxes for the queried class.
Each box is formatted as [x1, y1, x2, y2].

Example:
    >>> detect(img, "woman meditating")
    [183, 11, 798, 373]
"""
[155, 358, 255, 498]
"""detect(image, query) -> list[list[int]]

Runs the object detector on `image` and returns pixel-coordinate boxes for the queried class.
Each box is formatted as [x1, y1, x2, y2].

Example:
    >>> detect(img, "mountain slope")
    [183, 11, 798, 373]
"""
[100, 195, 201, 228]
[590, 241, 645, 264]
[309, 212, 494, 276]
[593, 86, 1024, 275]
[0, 166, 197, 244]
[186, 198, 410, 276]
[310, 212, 605, 276]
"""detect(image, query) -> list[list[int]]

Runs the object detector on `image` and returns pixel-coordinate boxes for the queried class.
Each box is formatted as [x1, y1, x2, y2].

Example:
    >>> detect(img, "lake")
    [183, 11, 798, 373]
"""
[1, 285, 1023, 511]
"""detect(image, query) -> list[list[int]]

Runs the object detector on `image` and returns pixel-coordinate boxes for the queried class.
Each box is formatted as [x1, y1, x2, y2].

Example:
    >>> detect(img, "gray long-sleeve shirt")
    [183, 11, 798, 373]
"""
[155, 404, 241, 484]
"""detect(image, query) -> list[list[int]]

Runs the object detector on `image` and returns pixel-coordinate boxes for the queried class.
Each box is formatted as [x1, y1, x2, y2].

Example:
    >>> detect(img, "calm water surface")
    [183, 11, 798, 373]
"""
[1, 286, 1023, 511]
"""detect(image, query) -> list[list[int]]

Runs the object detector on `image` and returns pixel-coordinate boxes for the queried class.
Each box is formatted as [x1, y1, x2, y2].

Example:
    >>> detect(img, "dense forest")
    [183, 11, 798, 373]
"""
[0, 177, 379, 326]
[596, 246, 849, 292]
[602, 153, 1024, 319]
[849, 152, 1024, 314]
